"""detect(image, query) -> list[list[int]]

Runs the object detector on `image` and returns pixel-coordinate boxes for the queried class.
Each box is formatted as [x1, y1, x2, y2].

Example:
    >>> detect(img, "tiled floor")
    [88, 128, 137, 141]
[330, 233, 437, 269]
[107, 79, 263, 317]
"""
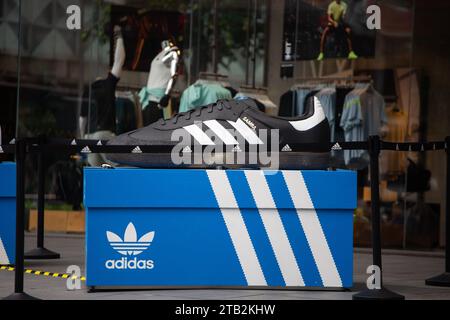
[0, 233, 449, 300]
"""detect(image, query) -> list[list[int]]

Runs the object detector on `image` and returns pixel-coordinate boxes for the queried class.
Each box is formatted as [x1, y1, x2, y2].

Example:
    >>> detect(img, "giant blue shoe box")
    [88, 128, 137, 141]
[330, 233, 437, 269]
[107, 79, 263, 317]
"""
[0, 162, 16, 265]
[84, 168, 356, 289]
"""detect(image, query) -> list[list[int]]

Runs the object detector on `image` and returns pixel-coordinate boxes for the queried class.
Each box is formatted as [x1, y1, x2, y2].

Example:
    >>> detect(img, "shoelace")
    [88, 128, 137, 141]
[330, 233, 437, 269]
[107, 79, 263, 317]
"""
[160, 99, 234, 125]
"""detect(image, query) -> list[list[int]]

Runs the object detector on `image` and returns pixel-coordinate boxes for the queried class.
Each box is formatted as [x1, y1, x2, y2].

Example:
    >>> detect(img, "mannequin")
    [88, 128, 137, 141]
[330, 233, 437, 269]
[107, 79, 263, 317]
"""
[79, 25, 125, 166]
[139, 40, 180, 125]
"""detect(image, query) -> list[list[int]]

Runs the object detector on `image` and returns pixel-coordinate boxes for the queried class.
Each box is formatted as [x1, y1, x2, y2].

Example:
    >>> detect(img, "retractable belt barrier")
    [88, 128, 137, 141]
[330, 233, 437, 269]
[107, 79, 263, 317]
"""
[1, 135, 448, 300]
[2, 139, 447, 154]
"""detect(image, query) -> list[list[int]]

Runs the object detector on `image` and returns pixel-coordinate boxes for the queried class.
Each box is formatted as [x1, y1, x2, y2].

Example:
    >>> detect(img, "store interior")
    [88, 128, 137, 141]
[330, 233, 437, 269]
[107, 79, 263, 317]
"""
[0, 0, 449, 250]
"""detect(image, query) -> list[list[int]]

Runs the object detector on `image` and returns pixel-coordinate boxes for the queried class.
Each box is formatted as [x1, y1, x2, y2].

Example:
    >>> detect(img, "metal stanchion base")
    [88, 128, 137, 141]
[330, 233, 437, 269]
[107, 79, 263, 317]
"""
[3, 292, 40, 300]
[352, 287, 405, 300]
[24, 247, 60, 260]
[425, 272, 450, 287]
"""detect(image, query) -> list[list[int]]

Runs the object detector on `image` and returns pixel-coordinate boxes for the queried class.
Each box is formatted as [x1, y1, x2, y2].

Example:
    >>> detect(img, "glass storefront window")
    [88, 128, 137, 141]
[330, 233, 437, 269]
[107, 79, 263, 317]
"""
[1, 0, 448, 250]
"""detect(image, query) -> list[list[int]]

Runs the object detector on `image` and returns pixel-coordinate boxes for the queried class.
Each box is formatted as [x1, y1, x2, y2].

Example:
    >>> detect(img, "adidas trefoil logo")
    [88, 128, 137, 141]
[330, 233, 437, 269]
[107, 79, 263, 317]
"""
[281, 144, 292, 152]
[106, 222, 155, 256]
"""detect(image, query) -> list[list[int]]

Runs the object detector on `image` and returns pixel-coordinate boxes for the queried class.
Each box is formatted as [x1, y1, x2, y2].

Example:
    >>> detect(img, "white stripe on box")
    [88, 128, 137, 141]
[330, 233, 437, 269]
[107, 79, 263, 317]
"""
[0, 237, 10, 265]
[227, 119, 263, 145]
[282, 171, 342, 287]
[207, 170, 267, 286]
[245, 171, 305, 286]
[204, 120, 239, 145]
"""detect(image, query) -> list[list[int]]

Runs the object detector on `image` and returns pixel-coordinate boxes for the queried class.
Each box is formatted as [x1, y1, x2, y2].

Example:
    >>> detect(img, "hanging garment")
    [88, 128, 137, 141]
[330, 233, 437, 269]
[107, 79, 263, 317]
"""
[224, 86, 238, 98]
[138, 87, 166, 110]
[142, 101, 164, 126]
[359, 87, 388, 140]
[234, 92, 276, 114]
[396, 68, 420, 139]
[234, 95, 266, 112]
[179, 83, 232, 113]
[301, 90, 321, 116]
[278, 88, 315, 117]
[80, 72, 119, 134]
[295, 88, 313, 116]
[115, 97, 137, 135]
[334, 87, 354, 138]
[379, 106, 408, 175]
[316, 87, 336, 141]
[340, 89, 366, 167]
[340, 85, 387, 168]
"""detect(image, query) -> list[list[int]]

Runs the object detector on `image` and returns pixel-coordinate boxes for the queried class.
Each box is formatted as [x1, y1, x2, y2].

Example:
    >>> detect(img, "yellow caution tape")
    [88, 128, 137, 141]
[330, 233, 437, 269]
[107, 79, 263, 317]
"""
[0, 265, 86, 281]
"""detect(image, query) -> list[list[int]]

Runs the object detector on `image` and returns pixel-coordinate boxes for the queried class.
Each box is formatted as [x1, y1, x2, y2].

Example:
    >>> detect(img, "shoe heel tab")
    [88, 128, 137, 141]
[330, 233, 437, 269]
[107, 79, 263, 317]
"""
[288, 96, 326, 131]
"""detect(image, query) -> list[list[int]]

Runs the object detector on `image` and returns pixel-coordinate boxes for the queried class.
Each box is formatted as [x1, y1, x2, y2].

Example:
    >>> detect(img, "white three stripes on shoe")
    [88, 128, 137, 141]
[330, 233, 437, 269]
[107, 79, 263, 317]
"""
[227, 119, 263, 145]
[245, 171, 305, 286]
[206, 170, 267, 286]
[183, 124, 215, 145]
[204, 120, 239, 145]
[282, 171, 342, 287]
[183, 119, 264, 146]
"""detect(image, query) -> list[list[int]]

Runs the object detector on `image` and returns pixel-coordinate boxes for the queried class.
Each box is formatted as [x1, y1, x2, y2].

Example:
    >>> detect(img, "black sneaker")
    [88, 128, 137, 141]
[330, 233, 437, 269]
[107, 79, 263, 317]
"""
[107, 98, 330, 169]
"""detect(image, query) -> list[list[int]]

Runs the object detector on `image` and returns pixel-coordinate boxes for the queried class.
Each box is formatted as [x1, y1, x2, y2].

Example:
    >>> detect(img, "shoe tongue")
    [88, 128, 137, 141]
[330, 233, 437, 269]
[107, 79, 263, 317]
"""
[236, 97, 259, 110]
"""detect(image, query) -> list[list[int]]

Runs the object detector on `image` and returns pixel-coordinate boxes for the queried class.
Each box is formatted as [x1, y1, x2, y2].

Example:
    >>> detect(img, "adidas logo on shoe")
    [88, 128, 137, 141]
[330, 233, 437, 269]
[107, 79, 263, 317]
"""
[182, 146, 192, 153]
[281, 144, 292, 152]
[131, 146, 142, 154]
[232, 145, 242, 152]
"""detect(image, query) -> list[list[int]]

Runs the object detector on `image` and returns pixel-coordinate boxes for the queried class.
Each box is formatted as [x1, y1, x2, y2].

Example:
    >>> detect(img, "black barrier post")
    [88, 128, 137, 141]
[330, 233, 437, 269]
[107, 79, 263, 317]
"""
[24, 138, 60, 260]
[426, 136, 450, 286]
[353, 135, 405, 300]
[3, 139, 39, 300]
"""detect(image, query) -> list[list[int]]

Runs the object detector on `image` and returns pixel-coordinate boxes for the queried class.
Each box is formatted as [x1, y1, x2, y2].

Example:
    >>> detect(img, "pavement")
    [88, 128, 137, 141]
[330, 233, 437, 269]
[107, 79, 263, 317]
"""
[0, 233, 449, 300]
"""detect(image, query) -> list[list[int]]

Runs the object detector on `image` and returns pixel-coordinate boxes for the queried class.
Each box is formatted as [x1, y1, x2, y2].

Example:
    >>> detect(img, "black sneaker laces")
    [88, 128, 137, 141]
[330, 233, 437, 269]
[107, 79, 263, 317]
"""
[160, 99, 234, 125]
